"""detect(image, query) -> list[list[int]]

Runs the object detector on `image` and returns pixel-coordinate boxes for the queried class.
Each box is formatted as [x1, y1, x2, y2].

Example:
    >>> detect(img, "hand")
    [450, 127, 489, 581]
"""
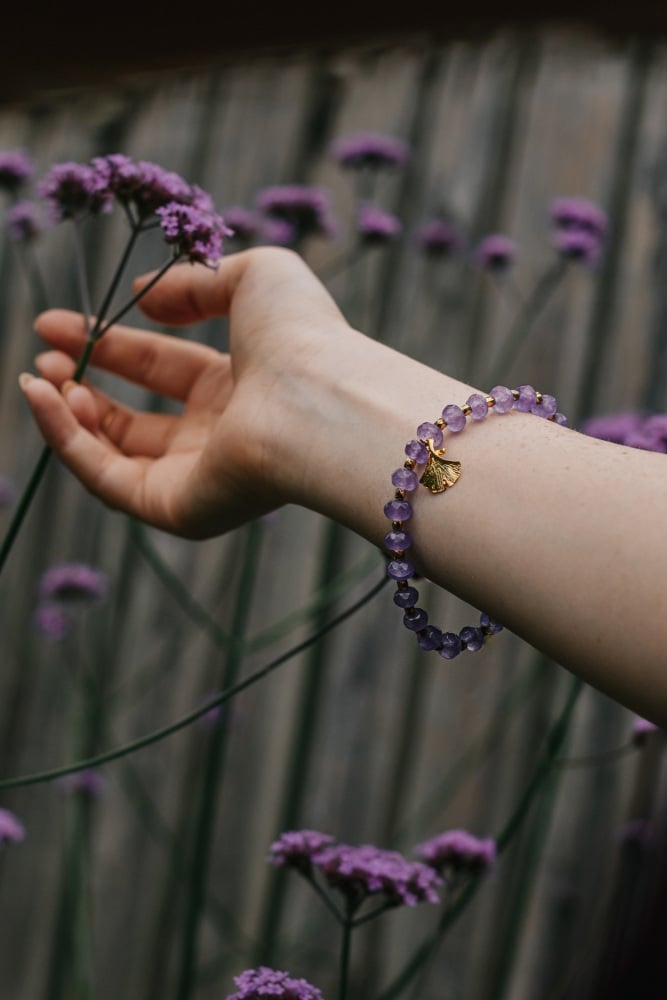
[21, 247, 350, 538]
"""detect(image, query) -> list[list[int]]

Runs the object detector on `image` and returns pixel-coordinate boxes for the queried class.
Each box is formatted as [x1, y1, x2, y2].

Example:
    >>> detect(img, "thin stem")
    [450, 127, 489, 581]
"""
[302, 873, 345, 925]
[0, 575, 388, 790]
[92, 253, 178, 341]
[485, 256, 567, 386]
[552, 742, 636, 769]
[18, 243, 50, 316]
[338, 906, 355, 1000]
[351, 900, 397, 927]
[72, 219, 94, 336]
[175, 521, 263, 999]
[375, 677, 584, 1000]
[89, 223, 141, 334]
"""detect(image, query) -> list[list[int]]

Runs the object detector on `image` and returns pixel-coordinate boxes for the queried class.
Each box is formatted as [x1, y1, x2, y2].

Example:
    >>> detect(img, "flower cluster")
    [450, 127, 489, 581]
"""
[255, 184, 338, 244]
[6, 200, 43, 242]
[550, 195, 607, 265]
[580, 411, 667, 454]
[0, 808, 25, 846]
[157, 202, 231, 267]
[269, 829, 442, 908]
[415, 829, 497, 875]
[0, 150, 34, 193]
[414, 217, 463, 257]
[226, 966, 323, 1000]
[474, 234, 517, 272]
[329, 131, 410, 170]
[356, 203, 402, 245]
[33, 562, 108, 640]
[632, 716, 659, 746]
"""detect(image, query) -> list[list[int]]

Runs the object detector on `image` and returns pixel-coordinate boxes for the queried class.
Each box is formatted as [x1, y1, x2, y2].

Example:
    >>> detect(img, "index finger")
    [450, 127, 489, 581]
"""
[34, 310, 224, 402]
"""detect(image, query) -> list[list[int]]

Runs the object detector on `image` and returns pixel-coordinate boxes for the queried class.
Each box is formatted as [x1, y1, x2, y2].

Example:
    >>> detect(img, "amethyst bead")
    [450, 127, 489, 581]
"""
[387, 559, 415, 581]
[416, 422, 443, 448]
[438, 633, 463, 659]
[418, 626, 443, 651]
[553, 412, 568, 426]
[384, 530, 412, 553]
[467, 393, 489, 420]
[391, 467, 419, 491]
[460, 626, 485, 651]
[490, 386, 514, 414]
[532, 394, 558, 418]
[404, 608, 428, 631]
[514, 384, 536, 412]
[384, 499, 412, 522]
[480, 613, 503, 635]
[405, 439, 429, 464]
[441, 404, 466, 432]
[393, 586, 419, 609]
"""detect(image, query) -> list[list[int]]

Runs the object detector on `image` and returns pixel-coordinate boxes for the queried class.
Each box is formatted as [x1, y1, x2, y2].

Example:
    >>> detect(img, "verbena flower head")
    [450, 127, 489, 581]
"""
[330, 131, 410, 170]
[268, 829, 336, 872]
[0, 149, 34, 193]
[632, 716, 659, 746]
[0, 474, 16, 507]
[313, 842, 442, 907]
[357, 204, 402, 244]
[227, 966, 323, 999]
[131, 160, 193, 217]
[6, 200, 43, 242]
[224, 206, 262, 243]
[256, 185, 337, 242]
[553, 228, 601, 266]
[38, 562, 108, 603]
[55, 768, 107, 797]
[157, 201, 231, 266]
[415, 829, 497, 874]
[261, 217, 297, 247]
[0, 808, 26, 846]
[550, 196, 608, 239]
[414, 218, 463, 257]
[580, 411, 667, 453]
[473, 234, 516, 271]
[32, 603, 73, 640]
[38, 161, 112, 221]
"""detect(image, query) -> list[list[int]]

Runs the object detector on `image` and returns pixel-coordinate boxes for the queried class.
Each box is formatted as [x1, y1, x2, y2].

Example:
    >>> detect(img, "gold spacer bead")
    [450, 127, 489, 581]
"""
[392, 521, 402, 530]
[461, 404, 472, 416]
[435, 417, 446, 428]
[535, 390, 543, 403]
[395, 549, 405, 558]
[404, 458, 416, 470]
[397, 579, 408, 589]
[395, 488, 406, 500]
[511, 388, 520, 399]
[486, 395, 496, 407]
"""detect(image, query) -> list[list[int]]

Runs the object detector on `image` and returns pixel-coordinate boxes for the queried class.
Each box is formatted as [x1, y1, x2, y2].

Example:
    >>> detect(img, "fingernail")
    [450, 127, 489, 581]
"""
[61, 379, 77, 396]
[18, 372, 34, 391]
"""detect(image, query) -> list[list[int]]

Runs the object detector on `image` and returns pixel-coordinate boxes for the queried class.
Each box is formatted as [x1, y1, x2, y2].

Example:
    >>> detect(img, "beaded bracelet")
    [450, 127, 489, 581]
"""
[384, 384, 568, 659]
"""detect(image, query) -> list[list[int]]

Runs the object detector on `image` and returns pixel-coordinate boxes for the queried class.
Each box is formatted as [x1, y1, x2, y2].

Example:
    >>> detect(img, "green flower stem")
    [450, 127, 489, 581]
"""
[351, 900, 396, 928]
[375, 676, 584, 1000]
[72, 220, 94, 335]
[0, 575, 388, 791]
[338, 899, 357, 1000]
[485, 257, 567, 387]
[302, 873, 345, 925]
[175, 520, 264, 1000]
[18, 243, 49, 316]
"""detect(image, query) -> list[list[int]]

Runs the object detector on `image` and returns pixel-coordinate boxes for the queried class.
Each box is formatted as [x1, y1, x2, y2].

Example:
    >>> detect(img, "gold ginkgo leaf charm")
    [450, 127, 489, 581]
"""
[419, 443, 462, 494]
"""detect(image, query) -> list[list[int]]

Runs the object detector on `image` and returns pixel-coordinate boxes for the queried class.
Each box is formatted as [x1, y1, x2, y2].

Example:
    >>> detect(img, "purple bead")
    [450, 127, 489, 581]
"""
[384, 530, 412, 552]
[460, 626, 485, 651]
[384, 499, 412, 522]
[404, 607, 428, 631]
[387, 559, 415, 581]
[514, 384, 536, 412]
[405, 439, 429, 464]
[467, 393, 489, 420]
[391, 467, 418, 491]
[417, 625, 443, 651]
[416, 422, 443, 448]
[490, 385, 514, 414]
[532, 394, 558, 418]
[553, 412, 568, 426]
[393, 586, 419, 608]
[438, 632, 462, 659]
[480, 613, 503, 635]
[441, 404, 466, 432]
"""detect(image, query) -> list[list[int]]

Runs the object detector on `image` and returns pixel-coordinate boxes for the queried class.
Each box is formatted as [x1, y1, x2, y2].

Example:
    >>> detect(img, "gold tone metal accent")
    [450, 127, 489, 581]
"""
[485, 395, 495, 407]
[419, 440, 462, 494]
[395, 488, 406, 500]
[535, 391, 543, 403]
[391, 521, 402, 530]
[511, 389, 520, 399]
[462, 404, 472, 416]
[435, 418, 446, 429]
[404, 459, 416, 470]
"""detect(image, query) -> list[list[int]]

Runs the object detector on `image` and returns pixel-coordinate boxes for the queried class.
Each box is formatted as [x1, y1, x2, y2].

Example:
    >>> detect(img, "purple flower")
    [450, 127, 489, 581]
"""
[632, 716, 659, 746]
[473, 234, 516, 271]
[414, 218, 463, 257]
[330, 132, 410, 170]
[38, 562, 108, 603]
[55, 768, 106, 797]
[550, 196, 608, 239]
[0, 474, 16, 507]
[415, 829, 497, 875]
[580, 411, 667, 453]
[313, 842, 442, 907]
[553, 228, 601, 266]
[130, 160, 193, 217]
[357, 203, 402, 244]
[256, 185, 337, 242]
[260, 217, 297, 247]
[0, 150, 34, 193]
[6, 200, 44, 242]
[0, 808, 26, 846]
[38, 161, 112, 221]
[157, 201, 231, 266]
[32, 603, 73, 640]
[223, 206, 261, 243]
[268, 829, 336, 872]
[226, 966, 323, 1000]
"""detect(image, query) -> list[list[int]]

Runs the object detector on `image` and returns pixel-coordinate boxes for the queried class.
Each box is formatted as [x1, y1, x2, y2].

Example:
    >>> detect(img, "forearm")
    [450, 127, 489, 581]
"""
[274, 326, 667, 724]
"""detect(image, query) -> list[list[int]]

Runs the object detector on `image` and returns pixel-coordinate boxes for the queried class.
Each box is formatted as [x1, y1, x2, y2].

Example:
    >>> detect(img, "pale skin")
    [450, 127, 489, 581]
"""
[19, 247, 667, 726]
